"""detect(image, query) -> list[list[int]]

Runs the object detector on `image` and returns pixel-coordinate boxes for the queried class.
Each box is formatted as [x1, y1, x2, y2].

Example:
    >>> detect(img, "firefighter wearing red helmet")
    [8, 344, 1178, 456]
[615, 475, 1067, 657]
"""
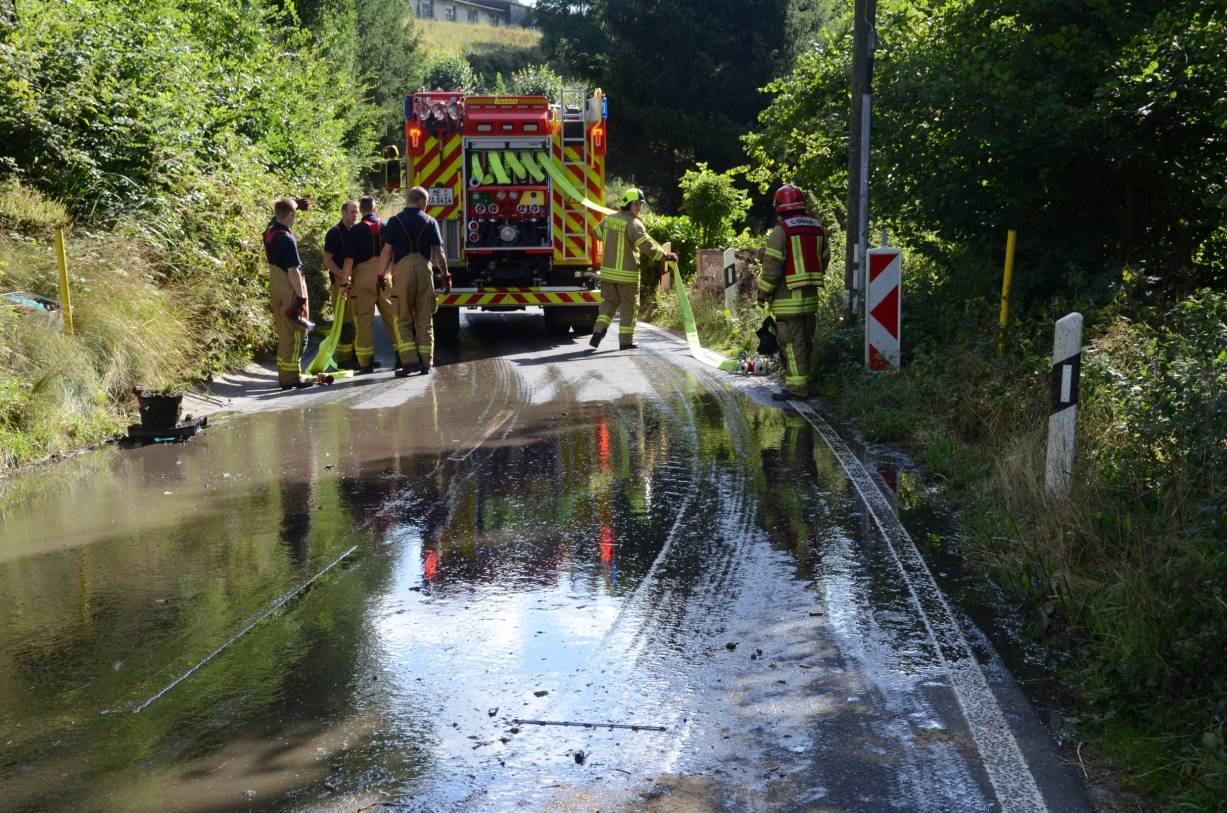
[757, 183, 829, 400]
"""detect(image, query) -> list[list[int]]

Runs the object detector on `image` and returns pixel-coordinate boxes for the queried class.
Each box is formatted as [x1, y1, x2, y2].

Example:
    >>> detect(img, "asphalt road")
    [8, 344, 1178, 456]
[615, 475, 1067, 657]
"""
[0, 310, 1092, 812]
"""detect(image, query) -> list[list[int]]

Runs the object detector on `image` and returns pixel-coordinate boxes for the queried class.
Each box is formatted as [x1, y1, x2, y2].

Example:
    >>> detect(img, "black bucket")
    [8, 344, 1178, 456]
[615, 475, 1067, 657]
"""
[135, 389, 183, 431]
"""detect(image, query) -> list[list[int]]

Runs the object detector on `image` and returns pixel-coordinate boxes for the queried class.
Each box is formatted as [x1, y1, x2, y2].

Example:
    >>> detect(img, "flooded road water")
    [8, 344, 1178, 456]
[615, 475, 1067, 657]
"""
[0, 313, 1087, 812]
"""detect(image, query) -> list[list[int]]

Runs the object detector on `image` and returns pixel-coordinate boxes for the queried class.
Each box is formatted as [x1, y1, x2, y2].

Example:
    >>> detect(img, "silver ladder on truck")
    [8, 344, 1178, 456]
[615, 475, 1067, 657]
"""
[558, 88, 589, 263]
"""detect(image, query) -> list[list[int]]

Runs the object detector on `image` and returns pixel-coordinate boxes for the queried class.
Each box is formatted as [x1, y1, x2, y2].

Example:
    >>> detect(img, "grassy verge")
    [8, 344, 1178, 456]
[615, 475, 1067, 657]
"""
[812, 289, 1226, 809]
[0, 181, 349, 472]
[651, 255, 1227, 809]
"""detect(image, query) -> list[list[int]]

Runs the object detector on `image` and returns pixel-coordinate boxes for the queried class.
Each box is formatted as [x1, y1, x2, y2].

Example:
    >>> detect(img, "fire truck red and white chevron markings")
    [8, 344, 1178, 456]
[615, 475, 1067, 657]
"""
[437, 290, 601, 307]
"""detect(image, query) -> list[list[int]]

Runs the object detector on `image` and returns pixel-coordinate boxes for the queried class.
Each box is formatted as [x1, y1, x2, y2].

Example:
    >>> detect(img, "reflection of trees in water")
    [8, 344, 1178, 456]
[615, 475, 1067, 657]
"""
[417, 400, 673, 596]
[745, 411, 825, 582]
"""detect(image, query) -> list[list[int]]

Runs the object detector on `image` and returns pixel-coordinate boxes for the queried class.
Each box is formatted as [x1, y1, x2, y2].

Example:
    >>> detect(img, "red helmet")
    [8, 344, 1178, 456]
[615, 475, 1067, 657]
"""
[773, 183, 806, 214]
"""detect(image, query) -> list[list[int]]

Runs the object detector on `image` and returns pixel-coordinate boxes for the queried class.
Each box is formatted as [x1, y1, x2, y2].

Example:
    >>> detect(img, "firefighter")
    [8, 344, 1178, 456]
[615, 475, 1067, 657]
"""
[377, 185, 447, 376]
[263, 197, 314, 390]
[589, 188, 677, 350]
[757, 184, 829, 401]
[339, 196, 396, 374]
[323, 200, 358, 367]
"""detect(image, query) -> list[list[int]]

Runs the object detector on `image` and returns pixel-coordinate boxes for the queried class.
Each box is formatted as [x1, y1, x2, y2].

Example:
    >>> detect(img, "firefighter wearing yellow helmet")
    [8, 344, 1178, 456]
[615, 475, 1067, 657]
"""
[589, 188, 677, 350]
[758, 183, 829, 400]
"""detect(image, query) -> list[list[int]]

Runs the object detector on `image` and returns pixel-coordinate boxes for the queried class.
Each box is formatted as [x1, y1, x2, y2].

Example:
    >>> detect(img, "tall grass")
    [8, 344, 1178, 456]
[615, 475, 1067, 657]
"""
[0, 182, 193, 470]
[808, 271, 1227, 808]
[418, 19, 540, 55]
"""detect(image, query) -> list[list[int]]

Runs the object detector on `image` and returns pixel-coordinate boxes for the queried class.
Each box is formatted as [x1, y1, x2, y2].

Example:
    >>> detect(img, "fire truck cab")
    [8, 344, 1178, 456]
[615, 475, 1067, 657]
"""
[400, 88, 608, 336]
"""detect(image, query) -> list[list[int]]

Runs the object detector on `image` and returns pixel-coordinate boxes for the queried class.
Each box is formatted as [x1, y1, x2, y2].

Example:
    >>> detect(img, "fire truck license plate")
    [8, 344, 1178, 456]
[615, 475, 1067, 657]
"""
[427, 187, 454, 206]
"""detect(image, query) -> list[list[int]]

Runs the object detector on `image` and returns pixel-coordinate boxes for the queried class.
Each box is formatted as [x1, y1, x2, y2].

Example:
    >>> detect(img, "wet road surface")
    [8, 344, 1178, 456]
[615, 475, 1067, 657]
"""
[0, 312, 1089, 811]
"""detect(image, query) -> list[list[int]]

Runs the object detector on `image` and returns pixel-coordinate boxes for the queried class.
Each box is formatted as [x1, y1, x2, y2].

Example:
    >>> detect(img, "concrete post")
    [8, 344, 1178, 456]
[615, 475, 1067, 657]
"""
[722, 248, 737, 309]
[1046, 312, 1083, 497]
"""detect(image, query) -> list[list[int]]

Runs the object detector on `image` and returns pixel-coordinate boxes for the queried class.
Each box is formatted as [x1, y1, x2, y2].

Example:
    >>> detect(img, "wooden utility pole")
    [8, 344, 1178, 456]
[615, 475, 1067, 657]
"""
[845, 0, 876, 313]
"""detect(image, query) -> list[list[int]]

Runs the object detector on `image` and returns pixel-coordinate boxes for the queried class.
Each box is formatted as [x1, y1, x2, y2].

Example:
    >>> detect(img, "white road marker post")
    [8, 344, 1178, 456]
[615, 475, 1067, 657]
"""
[722, 247, 737, 310]
[1046, 312, 1083, 497]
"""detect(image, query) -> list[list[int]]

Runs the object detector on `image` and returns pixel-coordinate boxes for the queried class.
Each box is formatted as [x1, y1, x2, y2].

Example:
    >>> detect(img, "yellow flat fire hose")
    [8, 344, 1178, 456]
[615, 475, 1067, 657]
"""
[470, 153, 485, 185]
[504, 152, 527, 182]
[487, 151, 511, 185]
[306, 295, 354, 377]
[666, 256, 739, 373]
[541, 155, 617, 215]
[520, 152, 545, 182]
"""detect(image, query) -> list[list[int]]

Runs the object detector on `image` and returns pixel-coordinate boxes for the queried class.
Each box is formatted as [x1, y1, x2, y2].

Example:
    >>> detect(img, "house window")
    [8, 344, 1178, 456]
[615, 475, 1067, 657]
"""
[445, 4, 455, 20]
[466, 8, 477, 22]
[418, 0, 433, 18]
[488, 13, 499, 25]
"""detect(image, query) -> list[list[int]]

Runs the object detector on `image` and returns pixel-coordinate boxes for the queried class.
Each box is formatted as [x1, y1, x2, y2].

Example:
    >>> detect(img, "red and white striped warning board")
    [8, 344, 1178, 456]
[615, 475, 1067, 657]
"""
[865, 247, 902, 370]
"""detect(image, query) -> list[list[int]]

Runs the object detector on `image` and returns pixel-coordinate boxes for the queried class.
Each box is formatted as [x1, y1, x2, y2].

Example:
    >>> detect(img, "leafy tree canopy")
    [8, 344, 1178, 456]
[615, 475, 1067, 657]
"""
[745, 0, 1227, 298]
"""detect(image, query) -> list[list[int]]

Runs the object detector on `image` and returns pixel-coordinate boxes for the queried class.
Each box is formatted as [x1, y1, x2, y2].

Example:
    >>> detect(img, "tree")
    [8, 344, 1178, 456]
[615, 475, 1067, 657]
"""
[509, 64, 565, 99]
[679, 162, 750, 248]
[745, 0, 1227, 300]
[529, 0, 610, 82]
[356, 0, 424, 140]
[423, 54, 479, 92]
[534, 0, 793, 208]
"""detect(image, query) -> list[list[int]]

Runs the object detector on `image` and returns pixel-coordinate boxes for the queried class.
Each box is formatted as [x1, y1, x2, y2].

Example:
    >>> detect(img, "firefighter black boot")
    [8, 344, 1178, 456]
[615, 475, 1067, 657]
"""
[588, 330, 605, 349]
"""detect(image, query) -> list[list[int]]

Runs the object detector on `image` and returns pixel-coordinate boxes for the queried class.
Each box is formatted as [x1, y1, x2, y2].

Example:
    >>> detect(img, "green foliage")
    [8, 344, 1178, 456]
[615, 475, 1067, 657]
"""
[424, 53, 479, 91]
[529, 0, 610, 81]
[746, 0, 1227, 299]
[0, 214, 192, 468]
[508, 64, 565, 99]
[0, 178, 69, 232]
[1083, 290, 1226, 528]
[0, 0, 393, 467]
[813, 283, 1227, 806]
[356, 0, 425, 139]
[642, 213, 700, 280]
[678, 162, 751, 248]
[536, 0, 793, 206]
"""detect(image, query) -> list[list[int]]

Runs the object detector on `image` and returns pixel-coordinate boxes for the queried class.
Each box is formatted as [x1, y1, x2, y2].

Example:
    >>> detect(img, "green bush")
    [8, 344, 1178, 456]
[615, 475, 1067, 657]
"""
[678, 162, 750, 249]
[508, 64, 564, 99]
[424, 53, 480, 92]
[643, 213, 700, 280]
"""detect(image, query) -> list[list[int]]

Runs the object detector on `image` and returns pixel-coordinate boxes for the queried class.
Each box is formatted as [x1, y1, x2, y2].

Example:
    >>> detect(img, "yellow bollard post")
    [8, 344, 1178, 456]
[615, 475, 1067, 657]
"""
[997, 229, 1016, 357]
[54, 228, 74, 336]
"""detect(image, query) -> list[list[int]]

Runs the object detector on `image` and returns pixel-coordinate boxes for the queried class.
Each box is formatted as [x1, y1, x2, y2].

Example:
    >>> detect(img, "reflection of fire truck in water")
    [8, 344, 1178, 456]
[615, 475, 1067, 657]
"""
[400, 89, 609, 336]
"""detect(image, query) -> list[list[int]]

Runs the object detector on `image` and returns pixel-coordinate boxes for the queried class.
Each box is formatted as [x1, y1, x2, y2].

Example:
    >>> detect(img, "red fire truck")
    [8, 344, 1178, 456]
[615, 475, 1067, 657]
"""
[399, 88, 609, 335]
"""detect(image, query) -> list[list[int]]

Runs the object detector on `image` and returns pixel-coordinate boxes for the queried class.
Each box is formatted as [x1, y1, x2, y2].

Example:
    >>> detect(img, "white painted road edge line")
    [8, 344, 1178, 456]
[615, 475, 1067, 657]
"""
[791, 400, 1049, 813]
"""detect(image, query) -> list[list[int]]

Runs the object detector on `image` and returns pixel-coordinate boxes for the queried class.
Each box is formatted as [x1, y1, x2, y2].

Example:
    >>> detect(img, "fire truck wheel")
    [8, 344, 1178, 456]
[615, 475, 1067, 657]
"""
[543, 307, 572, 335]
[570, 306, 598, 336]
[434, 307, 460, 336]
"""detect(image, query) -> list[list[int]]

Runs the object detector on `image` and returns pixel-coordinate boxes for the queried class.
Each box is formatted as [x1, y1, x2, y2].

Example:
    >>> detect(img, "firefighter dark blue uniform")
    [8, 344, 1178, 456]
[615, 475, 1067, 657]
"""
[383, 203, 443, 372]
[323, 217, 356, 365]
[264, 215, 310, 388]
[343, 211, 400, 371]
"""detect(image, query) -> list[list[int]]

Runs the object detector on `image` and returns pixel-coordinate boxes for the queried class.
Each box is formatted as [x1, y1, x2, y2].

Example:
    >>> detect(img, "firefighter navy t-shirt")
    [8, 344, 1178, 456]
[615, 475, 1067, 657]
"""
[323, 222, 349, 274]
[385, 207, 442, 263]
[263, 219, 301, 271]
[343, 214, 384, 266]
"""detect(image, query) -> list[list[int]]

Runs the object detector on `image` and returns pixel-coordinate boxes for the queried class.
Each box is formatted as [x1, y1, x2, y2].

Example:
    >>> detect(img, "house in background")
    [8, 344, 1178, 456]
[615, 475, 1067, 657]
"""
[412, 0, 532, 27]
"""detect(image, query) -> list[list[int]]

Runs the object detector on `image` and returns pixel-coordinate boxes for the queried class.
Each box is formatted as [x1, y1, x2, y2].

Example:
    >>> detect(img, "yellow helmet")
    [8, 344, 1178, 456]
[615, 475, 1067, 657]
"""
[620, 187, 646, 208]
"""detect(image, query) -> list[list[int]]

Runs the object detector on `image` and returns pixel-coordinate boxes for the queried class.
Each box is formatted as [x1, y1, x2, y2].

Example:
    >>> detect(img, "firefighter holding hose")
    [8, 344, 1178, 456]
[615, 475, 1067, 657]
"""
[589, 188, 677, 351]
[323, 200, 358, 367]
[757, 184, 828, 401]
